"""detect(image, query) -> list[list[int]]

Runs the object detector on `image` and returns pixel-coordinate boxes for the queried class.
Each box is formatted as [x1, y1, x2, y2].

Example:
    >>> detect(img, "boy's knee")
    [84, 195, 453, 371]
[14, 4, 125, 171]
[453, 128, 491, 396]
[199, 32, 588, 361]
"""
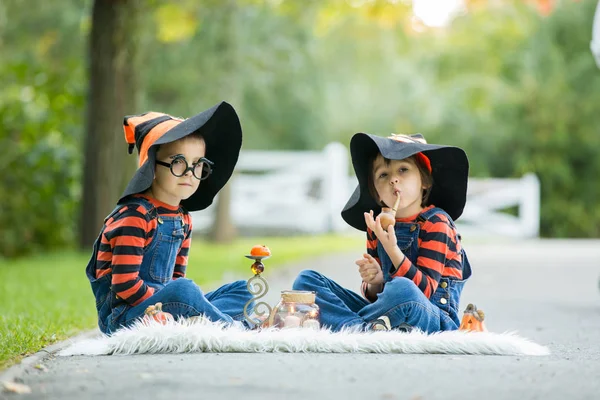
[234, 279, 253, 291]
[231, 280, 253, 299]
[383, 277, 421, 299]
[292, 270, 323, 290]
[165, 278, 202, 301]
[169, 277, 196, 289]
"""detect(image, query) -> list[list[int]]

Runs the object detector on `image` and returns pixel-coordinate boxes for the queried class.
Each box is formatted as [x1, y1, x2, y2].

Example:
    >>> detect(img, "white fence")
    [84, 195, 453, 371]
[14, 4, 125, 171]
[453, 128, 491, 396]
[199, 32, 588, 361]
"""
[456, 173, 540, 238]
[191, 143, 540, 238]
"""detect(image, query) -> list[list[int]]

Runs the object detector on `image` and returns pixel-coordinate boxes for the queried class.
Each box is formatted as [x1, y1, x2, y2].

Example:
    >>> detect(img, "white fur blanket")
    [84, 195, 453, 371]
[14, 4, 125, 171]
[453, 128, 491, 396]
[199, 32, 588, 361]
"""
[58, 319, 549, 356]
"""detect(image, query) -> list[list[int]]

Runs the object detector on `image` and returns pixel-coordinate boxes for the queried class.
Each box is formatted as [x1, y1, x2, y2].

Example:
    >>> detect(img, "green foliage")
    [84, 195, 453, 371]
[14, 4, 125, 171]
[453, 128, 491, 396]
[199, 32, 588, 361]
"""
[1, 0, 599, 258]
[294, 0, 600, 237]
[141, 0, 327, 150]
[413, 0, 600, 237]
[0, 0, 88, 257]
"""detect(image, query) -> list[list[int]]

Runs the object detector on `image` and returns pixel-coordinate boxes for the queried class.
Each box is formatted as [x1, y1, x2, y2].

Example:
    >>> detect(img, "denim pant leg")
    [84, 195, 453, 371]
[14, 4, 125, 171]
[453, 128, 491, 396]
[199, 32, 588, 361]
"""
[358, 277, 448, 333]
[117, 278, 236, 330]
[292, 270, 369, 332]
[205, 280, 253, 321]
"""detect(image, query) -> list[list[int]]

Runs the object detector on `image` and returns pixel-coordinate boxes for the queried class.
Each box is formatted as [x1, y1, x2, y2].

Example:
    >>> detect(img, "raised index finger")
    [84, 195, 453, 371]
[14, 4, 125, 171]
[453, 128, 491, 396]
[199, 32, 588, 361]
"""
[364, 211, 376, 231]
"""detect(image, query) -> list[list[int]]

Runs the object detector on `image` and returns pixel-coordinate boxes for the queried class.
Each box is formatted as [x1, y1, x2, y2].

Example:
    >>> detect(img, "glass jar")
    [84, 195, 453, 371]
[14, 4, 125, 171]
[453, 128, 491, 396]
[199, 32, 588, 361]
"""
[268, 290, 320, 329]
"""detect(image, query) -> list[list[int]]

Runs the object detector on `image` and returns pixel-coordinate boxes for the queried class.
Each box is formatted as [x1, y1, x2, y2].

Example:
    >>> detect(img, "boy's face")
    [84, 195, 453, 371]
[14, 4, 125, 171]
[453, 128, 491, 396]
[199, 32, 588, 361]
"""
[372, 154, 426, 218]
[151, 136, 206, 207]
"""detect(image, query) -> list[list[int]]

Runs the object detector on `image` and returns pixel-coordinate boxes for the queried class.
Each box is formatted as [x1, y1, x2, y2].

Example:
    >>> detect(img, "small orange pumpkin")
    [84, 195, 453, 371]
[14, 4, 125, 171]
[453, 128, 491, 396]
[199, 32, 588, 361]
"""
[250, 244, 271, 257]
[143, 302, 173, 325]
[459, 303, 487, 332]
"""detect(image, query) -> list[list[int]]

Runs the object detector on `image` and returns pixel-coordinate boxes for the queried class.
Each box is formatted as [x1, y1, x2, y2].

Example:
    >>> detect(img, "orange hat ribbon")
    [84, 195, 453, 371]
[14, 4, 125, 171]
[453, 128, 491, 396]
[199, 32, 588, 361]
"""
[123, 112, 184, 166]
[415, 152, 432, 173]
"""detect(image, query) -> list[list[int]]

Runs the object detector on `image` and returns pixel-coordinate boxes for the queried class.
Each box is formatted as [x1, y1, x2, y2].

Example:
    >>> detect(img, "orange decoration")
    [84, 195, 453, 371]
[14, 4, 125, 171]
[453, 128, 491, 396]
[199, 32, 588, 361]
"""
[250, 244, 271, 257]
[251, 262, 265, 275]
[459, 303, 487, 332]
[143, 302, 173, 325]
[536, 0, 553, 16]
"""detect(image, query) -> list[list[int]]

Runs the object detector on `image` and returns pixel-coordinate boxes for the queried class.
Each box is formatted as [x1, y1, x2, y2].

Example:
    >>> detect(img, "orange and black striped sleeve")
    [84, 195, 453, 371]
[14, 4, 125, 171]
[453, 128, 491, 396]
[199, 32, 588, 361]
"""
[103, 205, 156, 306]
[173, 213, 192, 279]
[390, 212, 461, 299]
[366, 228, 380, 266]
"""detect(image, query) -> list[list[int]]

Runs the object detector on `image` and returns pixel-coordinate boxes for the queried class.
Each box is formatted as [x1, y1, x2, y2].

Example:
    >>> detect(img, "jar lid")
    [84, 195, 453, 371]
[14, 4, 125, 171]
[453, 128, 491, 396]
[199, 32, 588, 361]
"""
[281, 290, 316, 304]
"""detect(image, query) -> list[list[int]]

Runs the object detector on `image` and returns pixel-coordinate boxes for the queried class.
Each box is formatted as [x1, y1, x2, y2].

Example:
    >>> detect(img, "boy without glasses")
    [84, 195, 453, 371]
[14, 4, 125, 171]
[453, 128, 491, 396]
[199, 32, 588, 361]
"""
[293, 133, 472, 333]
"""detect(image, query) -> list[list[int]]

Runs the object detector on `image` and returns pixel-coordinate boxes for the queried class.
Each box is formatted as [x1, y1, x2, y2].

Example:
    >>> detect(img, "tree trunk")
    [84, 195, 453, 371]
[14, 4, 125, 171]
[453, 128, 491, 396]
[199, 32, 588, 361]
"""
[208, 182, 237, 242]
[207, 0, 240, 243]
[79, 0, 139, 249]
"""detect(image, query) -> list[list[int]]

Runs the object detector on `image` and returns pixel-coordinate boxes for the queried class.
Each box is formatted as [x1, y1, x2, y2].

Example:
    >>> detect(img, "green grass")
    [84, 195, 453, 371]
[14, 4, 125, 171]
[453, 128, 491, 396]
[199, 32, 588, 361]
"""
[0, 234, 362, 370]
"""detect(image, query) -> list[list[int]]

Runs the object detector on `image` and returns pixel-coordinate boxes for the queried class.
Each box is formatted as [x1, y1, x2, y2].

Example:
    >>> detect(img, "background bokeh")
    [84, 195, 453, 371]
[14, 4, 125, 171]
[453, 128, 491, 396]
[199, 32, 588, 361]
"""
[1, 0, 599, 258]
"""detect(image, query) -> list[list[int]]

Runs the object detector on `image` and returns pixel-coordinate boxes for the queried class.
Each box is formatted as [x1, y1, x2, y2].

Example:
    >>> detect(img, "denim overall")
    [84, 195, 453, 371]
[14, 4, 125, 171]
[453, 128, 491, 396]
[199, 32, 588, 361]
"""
[85, 197, 253, 334]
[376, 206, 472, 328]
[292, 207, 471, 332]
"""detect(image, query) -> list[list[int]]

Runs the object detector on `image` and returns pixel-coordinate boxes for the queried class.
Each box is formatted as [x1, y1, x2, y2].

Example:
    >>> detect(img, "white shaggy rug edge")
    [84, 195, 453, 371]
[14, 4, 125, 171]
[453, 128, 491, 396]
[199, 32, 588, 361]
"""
[58, 318, 550, 357]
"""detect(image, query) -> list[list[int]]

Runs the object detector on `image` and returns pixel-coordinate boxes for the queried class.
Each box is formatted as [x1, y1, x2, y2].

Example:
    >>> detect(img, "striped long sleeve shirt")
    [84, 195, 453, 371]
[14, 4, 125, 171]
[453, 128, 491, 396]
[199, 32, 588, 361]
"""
[95, 195, 192, 306]
[363, 205, 463, 301]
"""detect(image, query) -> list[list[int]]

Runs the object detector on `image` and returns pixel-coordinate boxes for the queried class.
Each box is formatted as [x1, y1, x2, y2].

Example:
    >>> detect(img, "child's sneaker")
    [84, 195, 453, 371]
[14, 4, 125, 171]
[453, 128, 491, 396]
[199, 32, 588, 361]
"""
[370, 315, 392, 331]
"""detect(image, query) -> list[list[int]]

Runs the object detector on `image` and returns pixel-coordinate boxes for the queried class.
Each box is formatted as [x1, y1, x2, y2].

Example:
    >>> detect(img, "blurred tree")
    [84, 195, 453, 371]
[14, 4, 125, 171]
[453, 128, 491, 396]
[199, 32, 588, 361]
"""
[79, 0, 140, 249]
[142, 0, 242, 243]
[403, 0, 600, 237]
[206, 0, 240, 243]
[2, 0, 599, 259]
[141, 0, 326, 241]
[0, 0, 87, 257]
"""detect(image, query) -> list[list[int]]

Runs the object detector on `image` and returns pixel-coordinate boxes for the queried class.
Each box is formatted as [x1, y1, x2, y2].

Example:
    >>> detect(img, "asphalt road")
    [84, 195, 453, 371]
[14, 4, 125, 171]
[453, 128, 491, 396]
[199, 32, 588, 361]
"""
[2, 239, 599, 400]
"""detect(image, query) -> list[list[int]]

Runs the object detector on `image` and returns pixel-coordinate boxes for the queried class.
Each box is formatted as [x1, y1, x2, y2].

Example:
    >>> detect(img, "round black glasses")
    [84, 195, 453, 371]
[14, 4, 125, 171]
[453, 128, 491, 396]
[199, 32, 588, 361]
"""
[156, 156, 214, 180]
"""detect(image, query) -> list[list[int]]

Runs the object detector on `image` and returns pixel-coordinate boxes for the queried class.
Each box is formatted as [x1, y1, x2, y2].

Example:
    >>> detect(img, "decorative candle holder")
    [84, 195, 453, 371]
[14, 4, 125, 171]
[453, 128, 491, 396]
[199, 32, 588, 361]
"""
[243, 247, 273, 328]
[268, 290, 320, 329]
[243, 246, 321, 330]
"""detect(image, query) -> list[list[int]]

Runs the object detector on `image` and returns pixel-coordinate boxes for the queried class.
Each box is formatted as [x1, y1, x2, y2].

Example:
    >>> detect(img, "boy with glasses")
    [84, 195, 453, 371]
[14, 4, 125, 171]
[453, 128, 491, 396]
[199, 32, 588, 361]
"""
[85, 102, 254, 334]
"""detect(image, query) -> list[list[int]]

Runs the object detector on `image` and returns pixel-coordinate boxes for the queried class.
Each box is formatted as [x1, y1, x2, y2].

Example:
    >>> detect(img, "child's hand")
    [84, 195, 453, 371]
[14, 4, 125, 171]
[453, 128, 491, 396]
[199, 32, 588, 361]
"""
[356, 253, 384, 285]
[364, 211, 398, 253]
[364, 211, 407, 268]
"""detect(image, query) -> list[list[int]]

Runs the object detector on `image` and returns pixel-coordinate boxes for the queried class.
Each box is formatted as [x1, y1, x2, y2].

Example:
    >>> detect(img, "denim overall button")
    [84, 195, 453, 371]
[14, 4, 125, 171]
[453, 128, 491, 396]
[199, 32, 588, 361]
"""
[440, 298, 448, 305]
[410, 225, 417, 232]
[440, 281, 448, 288]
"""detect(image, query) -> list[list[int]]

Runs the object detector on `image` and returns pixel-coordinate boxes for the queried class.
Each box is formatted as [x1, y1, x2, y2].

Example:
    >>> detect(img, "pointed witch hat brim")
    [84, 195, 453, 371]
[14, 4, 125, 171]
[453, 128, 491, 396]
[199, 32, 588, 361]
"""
[341, 133, 469, 231]
[119, 101, 242, 211]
